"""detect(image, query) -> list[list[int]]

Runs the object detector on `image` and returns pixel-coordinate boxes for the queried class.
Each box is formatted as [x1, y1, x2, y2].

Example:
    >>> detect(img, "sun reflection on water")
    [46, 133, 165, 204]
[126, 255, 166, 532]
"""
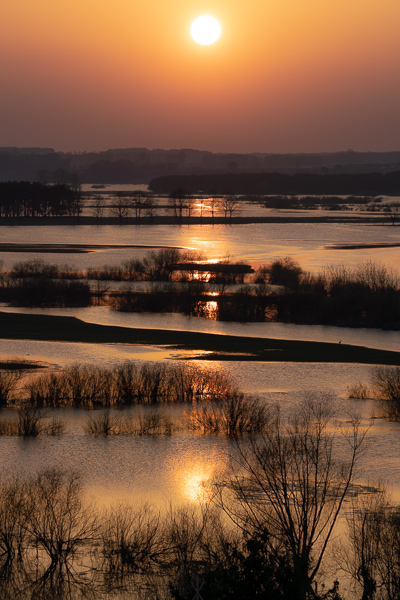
[179, 463, 215, 504]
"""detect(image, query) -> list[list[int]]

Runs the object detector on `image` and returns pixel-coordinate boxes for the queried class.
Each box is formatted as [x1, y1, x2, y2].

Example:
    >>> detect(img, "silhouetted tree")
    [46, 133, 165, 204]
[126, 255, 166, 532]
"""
[216, 395, 366, 600]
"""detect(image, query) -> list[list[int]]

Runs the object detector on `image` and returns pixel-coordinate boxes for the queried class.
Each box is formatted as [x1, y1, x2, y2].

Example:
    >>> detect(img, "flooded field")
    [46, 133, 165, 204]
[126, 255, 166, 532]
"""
[1, 217, 400, 599]
[1, 220, 400, 272]
[1, 219, 400, 502]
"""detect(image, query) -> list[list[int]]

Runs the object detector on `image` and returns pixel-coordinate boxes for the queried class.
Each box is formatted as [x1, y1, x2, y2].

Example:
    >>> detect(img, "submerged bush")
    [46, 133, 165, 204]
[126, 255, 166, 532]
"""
[100, 503, 164, 577]
[84, 409, 120, 436]
[85, 409, 175, 437]
[22, 362, 236, 409]
[188, 393, 270, 437]
[16, 406, 63, 437]
[23, 469, 97, 567]
[0, 370, 24, 409]
[347, 382, 371, 400]
[370, 366, 400, 420]
[134, 412, 173, 436]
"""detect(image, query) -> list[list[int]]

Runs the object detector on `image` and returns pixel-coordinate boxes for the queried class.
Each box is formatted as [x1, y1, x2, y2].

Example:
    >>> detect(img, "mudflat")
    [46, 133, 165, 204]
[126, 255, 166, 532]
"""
[1, 311, 399, 364]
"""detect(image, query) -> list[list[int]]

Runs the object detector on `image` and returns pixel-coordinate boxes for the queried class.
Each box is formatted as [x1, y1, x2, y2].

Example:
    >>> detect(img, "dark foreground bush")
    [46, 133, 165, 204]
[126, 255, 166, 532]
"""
[0, 406, 375, 600]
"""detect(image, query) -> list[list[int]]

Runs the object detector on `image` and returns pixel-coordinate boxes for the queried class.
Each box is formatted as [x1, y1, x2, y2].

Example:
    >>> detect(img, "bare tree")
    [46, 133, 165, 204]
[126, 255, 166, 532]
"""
[130, 191, 144, 223]
[100, 503, 163, 578]
[215, 394, 367, 600]
[143, 196, 157, 222]
[343, 488, 400, 600]
[90, 195, 106, 221]
[221, 195, 240, 222]
[23, 469, 97, 568]
[0, 476, 27, 566]
[343, 490, 386, 600]
[143, 248, 181, 281]
[169, 188, 186, 223]
[110, 192, 129, 222]
[208, 197, 221, 222]
[185, 196, 196, 221]
[0, 368, 25, 409]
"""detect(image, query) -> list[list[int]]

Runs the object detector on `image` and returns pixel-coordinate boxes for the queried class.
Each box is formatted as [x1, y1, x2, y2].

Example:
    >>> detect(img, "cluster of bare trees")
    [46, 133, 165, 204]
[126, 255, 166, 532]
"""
[2, 396, 391, 599]
[343, 490, 400, 600]
[188, 392, 270, 437]
[0, 405, 62, 437]
[168, 189, 241, 223]
[2, 255, 400, 325]
[1, 361, 235, 409]
[90, 190, 242, 224]
[104, 192, 157, 223]
[0, 182, 82, 218]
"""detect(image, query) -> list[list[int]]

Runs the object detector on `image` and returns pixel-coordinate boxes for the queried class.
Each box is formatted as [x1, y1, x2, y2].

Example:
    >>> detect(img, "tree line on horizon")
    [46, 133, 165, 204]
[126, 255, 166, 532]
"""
[149, 170, 400, 195]
[2, 146, 400, 183]
[0, 181, 82, 218]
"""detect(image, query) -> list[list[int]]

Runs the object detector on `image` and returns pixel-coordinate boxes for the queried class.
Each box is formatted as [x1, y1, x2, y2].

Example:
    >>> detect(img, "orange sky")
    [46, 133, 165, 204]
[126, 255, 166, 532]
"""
[1, 0, 399, 153]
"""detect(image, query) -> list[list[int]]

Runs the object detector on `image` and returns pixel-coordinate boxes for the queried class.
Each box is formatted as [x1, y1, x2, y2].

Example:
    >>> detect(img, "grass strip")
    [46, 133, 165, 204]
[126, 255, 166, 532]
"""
[1, 311, 399, 365]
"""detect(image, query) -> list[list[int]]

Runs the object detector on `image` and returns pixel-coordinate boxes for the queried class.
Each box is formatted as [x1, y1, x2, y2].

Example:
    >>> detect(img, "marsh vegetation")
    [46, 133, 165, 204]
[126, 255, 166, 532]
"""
[1, 396, 398, 600]
[2, 253, 400, 330]
[1, 189, 400, 599]
[348, 366, 400, 422]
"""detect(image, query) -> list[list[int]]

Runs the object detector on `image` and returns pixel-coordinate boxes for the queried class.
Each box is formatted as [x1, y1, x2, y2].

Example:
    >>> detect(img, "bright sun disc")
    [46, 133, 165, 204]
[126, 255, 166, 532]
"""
[190, 16, 221, 45]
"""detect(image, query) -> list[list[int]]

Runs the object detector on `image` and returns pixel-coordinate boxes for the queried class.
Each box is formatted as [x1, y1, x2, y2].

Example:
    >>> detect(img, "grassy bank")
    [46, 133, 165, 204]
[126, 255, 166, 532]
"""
[1, 311, 399, 364]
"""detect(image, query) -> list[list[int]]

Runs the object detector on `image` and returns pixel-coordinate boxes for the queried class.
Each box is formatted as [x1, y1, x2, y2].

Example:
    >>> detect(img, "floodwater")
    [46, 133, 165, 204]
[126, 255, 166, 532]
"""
[1, 220, 400, 272]
[1, 219, 400, 510]
[0, 356, 396, 507]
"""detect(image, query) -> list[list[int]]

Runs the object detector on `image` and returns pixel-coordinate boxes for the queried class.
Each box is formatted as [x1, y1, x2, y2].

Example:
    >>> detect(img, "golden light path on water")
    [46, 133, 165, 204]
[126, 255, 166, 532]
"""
[178, 462, 216, 504]
[1, 220, 400, 273]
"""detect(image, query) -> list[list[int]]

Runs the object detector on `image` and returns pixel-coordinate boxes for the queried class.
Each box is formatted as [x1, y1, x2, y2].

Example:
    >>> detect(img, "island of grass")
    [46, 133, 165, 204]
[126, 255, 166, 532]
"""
[1, 311, 399, 365]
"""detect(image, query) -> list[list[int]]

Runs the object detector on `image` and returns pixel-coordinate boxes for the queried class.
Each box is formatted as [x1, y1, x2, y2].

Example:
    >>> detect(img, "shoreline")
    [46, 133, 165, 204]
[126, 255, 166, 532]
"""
[0, 214, 396, 226]
[1, 311, 399, 364]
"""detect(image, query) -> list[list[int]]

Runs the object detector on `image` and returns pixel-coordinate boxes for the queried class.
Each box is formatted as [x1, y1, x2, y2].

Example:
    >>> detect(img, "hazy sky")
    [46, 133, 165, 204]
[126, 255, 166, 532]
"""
[1, 0, 400, 154]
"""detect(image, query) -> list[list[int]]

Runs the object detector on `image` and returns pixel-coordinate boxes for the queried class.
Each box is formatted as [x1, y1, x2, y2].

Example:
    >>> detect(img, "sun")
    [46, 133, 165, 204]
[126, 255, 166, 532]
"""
[190, 15, 221, 46]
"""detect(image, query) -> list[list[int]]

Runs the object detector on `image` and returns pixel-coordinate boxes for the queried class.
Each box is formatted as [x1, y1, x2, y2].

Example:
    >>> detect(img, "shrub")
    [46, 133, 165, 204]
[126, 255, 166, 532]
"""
[85, 410, 120, 436]
[347, 382, 371, 400]
[268, 258, 303, 289]
[188, 393, 270, 437]
[370, 366, 400, 420]
[23, 469, 97, 566]
[100, 504, 163, 577]
[0, 370, 24, 409]
[135, 412, 173, 436]
[17, 406, 45, 437]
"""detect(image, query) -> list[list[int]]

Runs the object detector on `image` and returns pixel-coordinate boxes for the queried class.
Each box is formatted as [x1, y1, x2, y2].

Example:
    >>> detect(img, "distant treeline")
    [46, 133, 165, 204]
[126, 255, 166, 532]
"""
[2, 146, 400, 183]
[149, 171, 400, 195]
[0, 181, 82, 218]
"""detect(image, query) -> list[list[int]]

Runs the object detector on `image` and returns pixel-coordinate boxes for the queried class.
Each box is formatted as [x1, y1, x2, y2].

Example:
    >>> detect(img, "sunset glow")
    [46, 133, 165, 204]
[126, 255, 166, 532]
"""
[1, 0, 400, 152]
